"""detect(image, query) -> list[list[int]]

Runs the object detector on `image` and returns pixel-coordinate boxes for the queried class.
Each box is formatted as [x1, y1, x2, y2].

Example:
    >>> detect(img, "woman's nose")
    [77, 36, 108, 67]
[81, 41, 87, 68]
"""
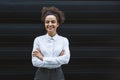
[48, 22, 52, 25]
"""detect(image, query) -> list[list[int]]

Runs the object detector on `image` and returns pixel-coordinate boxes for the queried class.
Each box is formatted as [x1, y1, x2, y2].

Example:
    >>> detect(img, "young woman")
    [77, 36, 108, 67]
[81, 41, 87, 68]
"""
[32, 6, 70, 80]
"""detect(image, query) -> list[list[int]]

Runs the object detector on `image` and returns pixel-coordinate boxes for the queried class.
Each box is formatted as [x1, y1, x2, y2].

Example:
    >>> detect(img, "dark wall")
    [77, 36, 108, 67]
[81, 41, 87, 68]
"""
[0, 1, 120, 80]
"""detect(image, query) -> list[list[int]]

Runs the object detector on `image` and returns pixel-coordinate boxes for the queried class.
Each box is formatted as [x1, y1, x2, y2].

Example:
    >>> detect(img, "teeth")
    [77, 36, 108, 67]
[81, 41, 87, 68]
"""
[47, 26, 54, 30]
[47, 26, 54, 28]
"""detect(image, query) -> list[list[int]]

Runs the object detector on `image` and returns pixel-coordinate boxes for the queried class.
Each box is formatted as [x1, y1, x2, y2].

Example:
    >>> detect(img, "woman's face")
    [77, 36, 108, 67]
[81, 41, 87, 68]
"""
[45, 15, 59, 34]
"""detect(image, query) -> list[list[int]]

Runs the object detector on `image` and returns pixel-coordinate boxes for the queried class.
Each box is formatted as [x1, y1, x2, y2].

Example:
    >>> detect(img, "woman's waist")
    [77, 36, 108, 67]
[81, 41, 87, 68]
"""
[38, 66, 61, 72]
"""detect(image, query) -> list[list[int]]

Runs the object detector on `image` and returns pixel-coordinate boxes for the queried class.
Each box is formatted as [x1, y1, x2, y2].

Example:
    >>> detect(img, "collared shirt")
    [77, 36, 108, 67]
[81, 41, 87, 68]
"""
[32, 34, 70, 68]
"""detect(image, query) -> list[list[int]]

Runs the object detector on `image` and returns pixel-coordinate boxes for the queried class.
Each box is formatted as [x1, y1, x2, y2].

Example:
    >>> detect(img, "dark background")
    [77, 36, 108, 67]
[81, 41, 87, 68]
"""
[0, 0, 120, 80]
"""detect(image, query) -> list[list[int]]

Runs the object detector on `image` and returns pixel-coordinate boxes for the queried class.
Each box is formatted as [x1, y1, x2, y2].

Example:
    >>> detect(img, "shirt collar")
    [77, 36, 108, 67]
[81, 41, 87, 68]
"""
[45, 33, 59, 41]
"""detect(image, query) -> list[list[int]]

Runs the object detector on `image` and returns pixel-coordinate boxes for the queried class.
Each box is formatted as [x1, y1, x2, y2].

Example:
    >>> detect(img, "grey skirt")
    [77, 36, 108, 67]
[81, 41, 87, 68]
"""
[34, 67, 65, 80]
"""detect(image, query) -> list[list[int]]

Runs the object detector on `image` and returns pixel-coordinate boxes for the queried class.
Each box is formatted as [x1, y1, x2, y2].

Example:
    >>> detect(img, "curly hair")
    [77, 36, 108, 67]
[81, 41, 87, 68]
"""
[41, 6, 65, 25]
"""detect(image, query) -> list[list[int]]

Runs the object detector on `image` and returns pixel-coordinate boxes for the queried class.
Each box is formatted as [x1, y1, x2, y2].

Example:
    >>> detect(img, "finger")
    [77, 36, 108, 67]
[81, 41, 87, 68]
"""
[62, 50, 65, 52]
[32, 52, 36, 55]
[32, 53, 36, 57]
[33, 51, 36, 53]
[33, 50, 39, 53]
[36, 48, 41, 52]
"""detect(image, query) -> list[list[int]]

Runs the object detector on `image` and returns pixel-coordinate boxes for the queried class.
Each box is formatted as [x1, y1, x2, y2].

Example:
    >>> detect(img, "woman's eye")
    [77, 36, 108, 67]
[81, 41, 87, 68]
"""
[45, 21, 49, 23]
[51, 21, 55, 23]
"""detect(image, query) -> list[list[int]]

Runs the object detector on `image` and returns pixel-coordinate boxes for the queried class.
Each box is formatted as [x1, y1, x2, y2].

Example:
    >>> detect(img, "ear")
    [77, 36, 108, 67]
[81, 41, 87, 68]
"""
[57, 22, 59, 27]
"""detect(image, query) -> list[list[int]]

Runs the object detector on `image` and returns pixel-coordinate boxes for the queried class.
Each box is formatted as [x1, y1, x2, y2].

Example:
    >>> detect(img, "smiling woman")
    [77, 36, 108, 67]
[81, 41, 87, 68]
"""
[31, 6, 70, 80]
[45, 15, 59, 36]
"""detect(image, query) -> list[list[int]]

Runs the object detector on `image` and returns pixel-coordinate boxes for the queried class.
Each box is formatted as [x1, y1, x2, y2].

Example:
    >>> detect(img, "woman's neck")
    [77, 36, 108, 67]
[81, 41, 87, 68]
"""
[47, 32, 57, 37]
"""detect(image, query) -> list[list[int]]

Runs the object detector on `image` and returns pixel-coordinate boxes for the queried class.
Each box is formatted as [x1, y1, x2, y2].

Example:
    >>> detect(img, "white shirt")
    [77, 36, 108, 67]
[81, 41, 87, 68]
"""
[32, 34, 70, 69]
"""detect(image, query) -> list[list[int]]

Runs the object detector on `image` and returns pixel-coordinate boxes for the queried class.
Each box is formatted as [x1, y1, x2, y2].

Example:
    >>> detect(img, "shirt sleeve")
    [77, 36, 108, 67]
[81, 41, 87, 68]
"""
[31, 37, 61, 68]
[31, 37, 43, 67]
[43, 38, 70, 65]
[32, 56, 61, 68]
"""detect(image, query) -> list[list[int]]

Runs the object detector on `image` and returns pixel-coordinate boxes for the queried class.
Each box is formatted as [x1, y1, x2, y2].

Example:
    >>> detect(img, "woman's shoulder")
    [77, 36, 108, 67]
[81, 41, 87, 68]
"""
[58, 35, 69, 41]
[34, 34, 46, 40]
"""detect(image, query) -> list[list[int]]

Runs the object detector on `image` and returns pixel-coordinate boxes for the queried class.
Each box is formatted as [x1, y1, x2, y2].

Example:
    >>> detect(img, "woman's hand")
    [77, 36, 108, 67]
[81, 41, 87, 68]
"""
[32, 48, 43, 61]
[60, 50, 65, 56]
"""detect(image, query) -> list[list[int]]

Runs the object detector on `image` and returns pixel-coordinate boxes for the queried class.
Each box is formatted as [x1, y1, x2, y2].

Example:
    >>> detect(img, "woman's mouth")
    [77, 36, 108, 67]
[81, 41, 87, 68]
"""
[47, 26, 55, 30]
[47, 26, 55, 29]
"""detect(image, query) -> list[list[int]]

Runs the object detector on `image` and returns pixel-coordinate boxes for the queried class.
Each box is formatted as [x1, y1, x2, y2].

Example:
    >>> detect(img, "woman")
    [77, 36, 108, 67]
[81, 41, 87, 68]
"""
[32, 6, 70, 80]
